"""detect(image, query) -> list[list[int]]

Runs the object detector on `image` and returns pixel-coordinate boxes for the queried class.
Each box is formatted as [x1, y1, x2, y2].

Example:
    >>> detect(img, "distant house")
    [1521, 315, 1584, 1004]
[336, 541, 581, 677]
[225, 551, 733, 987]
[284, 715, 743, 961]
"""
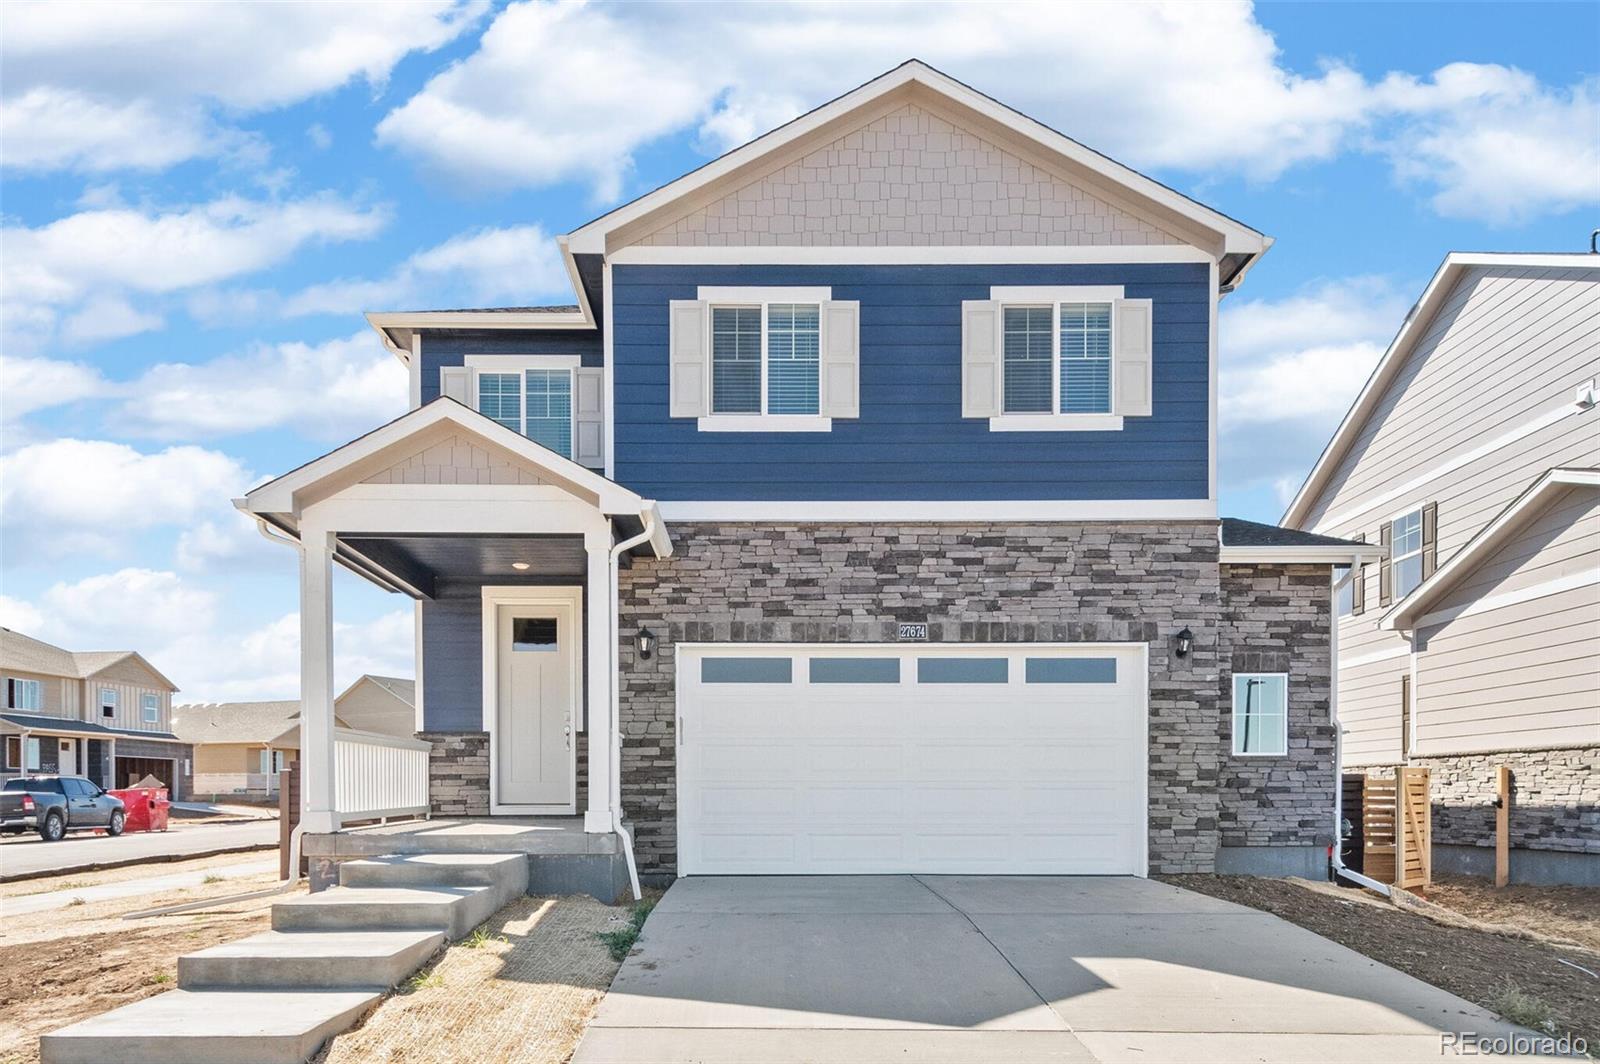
[175, 676, 416, 798]
[0, 627, 191, 798]
[1283, 252, 1598, 885]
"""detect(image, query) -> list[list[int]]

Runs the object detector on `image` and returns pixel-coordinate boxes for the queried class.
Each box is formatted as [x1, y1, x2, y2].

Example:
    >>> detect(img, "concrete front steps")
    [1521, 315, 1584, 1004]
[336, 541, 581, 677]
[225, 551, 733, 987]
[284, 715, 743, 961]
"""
[41, 853, 529, 1064]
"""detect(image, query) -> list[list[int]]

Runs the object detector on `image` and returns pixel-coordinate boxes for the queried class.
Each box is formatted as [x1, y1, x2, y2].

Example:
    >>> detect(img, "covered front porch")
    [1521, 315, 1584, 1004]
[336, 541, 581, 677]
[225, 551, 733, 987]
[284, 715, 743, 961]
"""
[238, 401, 671, 900]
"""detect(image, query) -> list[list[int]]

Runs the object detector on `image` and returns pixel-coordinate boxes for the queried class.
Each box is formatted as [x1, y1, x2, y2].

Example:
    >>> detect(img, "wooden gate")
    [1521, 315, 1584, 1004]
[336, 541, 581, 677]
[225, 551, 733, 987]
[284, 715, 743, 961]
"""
[1395, 766, 1432, 891]
[1361, 774, 1397, 884]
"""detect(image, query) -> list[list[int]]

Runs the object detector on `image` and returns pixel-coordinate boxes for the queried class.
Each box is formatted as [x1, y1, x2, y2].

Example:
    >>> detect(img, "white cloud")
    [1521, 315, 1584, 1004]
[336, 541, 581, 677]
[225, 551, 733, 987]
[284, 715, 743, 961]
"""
[1, 194, 388, 351]
[117, 330, 406, 442]
[0, 439, 253, 560]
[0, 354, 111, 419]
[283, 225, 569, 316]
[376, 1, 1596, 223]
[0, 0, 484, 173]
[1218, 277, 1412, 500]
[1374, 66, 1600, 224]
[2, 567, 412, 702]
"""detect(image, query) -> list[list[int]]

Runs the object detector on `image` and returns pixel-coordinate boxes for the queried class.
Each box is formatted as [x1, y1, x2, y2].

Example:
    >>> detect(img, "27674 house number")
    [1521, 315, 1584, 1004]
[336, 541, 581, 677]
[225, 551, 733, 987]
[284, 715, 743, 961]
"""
[897, 623, 929, 640]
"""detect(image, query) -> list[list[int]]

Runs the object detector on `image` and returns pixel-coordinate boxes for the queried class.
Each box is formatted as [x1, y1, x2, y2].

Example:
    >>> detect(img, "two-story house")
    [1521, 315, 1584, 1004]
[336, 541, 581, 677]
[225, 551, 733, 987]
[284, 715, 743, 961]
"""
[1, 627, 191, 797]
[1283, 252, 1598, 885]
[240, 62, 1376, 891]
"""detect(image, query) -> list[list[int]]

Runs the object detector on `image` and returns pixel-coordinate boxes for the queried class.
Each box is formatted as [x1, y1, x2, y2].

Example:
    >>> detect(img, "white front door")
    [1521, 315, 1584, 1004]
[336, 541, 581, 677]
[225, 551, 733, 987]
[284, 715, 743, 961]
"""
[489, 594, 579, 813]
[59, 738, 77, 775]
[677, 644, 1149, 876]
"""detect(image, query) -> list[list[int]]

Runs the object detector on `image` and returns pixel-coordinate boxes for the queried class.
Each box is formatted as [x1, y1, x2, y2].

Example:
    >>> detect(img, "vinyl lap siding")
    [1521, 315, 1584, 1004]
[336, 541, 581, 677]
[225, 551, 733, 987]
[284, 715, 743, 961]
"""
[1306, 265, 1600, 764]
[611, 262, 1210, 501]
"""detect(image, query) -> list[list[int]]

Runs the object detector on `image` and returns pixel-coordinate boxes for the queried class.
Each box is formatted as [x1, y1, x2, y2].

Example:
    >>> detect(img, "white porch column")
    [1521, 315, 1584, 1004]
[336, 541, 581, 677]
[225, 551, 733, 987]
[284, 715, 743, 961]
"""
[299, 529, 339, 833]
[584, 530, 615, 833]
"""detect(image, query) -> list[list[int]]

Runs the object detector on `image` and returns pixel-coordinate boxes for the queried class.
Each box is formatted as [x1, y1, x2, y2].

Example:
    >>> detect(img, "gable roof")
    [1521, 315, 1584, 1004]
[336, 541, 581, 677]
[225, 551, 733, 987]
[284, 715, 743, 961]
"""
[346, 674, 414, 707]
[1380, 467, 1600, 631]
[1282, 252, 1600, 529]
[566, 60, 1269, 266]
[0, 628, 178, 690]
[170, 700, 303, 745]
[1218, 518, 1383, 564]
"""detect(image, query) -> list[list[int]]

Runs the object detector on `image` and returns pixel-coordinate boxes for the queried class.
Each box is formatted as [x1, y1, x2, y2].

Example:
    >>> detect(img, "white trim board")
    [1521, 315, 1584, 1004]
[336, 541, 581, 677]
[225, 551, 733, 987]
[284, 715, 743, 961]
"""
[610, 245, 1216, 266]
[480, 585, 582, 816]
[1411, 567, 1600, 632]
[655, 499, 1218, 522]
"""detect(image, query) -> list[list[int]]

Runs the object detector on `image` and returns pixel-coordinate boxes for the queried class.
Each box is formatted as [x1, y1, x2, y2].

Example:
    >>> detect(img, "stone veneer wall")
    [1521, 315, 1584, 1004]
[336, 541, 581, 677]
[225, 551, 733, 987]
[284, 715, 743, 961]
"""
[617, 521, 1243, 877]
[1367, 747, 1598, 855]
[421, 731, 587, 818]
[1217, 564, 1337, 850]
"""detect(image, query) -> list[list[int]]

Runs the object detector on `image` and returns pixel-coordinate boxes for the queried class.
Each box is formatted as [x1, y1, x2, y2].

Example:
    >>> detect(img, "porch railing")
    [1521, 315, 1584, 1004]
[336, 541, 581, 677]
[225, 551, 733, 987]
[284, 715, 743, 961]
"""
[333, 727, 431, 822]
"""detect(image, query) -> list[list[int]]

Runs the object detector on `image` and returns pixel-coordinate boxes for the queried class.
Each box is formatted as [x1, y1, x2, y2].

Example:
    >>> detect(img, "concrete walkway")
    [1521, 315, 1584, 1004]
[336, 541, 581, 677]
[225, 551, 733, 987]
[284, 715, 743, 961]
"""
[574, 876, 1549, 1064]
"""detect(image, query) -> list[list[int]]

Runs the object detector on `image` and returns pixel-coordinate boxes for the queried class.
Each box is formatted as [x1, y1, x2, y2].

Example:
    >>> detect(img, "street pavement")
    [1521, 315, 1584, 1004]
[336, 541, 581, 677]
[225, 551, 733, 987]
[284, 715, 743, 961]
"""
[0, 820, 277, 880]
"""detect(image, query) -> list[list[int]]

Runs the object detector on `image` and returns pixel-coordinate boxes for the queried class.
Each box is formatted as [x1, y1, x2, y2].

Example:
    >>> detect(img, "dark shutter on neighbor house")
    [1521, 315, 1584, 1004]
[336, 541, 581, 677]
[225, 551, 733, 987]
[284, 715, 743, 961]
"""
[1351, 533, 1367, 615]
[1421, 502, 1438, 579]
[1400, 673, 1412, 758]
[1378, 523, 1393, 605]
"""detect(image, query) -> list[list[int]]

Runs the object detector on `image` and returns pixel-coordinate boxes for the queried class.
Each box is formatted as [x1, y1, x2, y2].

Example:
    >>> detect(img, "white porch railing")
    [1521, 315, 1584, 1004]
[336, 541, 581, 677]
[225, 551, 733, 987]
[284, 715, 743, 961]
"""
[333, 727, 431, 822]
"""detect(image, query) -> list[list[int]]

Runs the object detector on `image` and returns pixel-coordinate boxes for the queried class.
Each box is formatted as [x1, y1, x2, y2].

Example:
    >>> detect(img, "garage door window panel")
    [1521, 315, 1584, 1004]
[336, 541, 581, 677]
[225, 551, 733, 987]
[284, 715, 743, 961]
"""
[916, 658, 1008, 684]
[1233, 672, 1288, 756]
[1025, 657, 1117, 683]
[809, 658, 900, 684]
[701, 657, 792, 684]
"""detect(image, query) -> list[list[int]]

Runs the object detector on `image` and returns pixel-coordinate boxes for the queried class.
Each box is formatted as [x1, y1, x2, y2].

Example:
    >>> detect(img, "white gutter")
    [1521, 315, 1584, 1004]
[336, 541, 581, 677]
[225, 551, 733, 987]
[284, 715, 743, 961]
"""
[1328, 565, 1392, 897]
[608, 509, 659, 902]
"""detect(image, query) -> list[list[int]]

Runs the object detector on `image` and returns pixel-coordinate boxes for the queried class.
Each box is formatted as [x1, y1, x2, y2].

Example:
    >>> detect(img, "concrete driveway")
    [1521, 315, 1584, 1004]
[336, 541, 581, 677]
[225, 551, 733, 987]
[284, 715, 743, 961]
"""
[574, 875, 1547, 1064]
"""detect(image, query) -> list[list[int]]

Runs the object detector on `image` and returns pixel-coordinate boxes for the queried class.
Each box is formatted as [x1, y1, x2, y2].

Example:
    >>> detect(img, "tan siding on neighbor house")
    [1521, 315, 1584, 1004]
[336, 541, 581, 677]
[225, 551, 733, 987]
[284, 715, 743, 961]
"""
[1305, 264, 1600, 765]
[1413, 489, 1600, 755]
[635, 103, 1185, 249]
[84, 658, 174, 733]
[2, 668, 78, 719]
[333, 681, 414, 736]
[192, 742, 266, 775]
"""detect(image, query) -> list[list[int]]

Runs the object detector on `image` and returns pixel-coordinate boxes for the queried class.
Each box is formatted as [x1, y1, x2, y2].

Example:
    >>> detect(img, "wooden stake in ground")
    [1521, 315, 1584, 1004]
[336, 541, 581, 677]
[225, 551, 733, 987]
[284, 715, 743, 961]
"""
[1495, 765, 1511, 889]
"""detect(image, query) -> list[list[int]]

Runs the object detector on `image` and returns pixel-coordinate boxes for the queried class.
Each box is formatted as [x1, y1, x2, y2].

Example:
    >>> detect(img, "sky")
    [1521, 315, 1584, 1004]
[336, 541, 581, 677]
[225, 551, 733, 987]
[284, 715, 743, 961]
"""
[2, 0, 1596, 703]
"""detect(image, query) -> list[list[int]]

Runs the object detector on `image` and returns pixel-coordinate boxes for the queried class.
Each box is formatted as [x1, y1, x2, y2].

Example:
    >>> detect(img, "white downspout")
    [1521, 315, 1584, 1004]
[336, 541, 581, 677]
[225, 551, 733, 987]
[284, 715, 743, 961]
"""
[608, 510, 657, 902]
[1329, 562, 1392, 897]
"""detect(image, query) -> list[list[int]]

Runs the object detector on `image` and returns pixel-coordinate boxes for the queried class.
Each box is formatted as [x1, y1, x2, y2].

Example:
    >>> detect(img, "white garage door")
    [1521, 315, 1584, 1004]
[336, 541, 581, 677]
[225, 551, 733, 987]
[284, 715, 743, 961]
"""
[676, 644, 1147, 876]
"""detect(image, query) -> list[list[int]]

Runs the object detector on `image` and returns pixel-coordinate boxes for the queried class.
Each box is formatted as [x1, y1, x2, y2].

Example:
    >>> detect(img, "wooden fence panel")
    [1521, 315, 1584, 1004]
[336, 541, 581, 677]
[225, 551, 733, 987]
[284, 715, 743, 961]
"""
[1396, 766, 1431, 891]
[1362, 775, 1398, 885]
[1341, 774, 1367, 873]
[278, 761, 302, 879]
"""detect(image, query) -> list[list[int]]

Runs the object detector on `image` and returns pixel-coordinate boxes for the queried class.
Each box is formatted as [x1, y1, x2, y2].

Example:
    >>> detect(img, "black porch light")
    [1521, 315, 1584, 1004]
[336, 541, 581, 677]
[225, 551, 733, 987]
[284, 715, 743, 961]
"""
[1174, 627, 1194, 659]
[636, 628, 656, 661]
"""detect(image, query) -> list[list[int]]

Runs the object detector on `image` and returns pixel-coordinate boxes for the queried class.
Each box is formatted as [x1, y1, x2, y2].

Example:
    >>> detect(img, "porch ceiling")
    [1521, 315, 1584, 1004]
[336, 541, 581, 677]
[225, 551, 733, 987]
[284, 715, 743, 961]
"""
[341, 533, 587, 596]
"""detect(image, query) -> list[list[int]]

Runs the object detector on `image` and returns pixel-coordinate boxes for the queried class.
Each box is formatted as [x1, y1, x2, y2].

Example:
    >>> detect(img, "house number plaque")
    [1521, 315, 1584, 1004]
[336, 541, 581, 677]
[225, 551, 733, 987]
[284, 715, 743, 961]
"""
[897, 623, 929, 640]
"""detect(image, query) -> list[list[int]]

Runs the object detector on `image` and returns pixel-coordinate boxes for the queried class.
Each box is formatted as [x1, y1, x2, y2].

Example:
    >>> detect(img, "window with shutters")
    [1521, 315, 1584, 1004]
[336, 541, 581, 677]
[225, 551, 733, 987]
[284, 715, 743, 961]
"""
[464, 356, 581, 460]
[1000, 302, 1114, 416]
[1390, 508, 1424, 597]
[709, 302, 822, 416]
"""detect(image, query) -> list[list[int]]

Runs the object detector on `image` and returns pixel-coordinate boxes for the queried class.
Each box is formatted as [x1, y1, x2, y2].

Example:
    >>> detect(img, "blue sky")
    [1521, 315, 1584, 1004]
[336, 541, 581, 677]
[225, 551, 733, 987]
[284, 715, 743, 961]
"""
[2, 1, 1596, 701]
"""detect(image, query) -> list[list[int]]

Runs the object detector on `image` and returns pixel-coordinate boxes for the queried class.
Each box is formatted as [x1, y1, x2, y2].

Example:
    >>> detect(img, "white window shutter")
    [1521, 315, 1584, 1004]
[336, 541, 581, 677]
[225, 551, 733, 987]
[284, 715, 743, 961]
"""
[574, 367, 605, 468]
[669, 300, 708, 418]
[440, 365, 471, 405]
[961, 300, 1000, 418]
[819, 300, 860, 418]
[1113, 298, 1154, 417]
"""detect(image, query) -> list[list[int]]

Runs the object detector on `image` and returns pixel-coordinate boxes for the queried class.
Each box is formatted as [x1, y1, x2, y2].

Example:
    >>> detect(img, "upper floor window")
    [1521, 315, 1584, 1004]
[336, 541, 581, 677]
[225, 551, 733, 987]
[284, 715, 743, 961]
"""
[1390, 509, 1424, 597]
[141, 693, 160, 724]
[5, 677, 41, 712]
[710, 303, 821, 416]
[100, 687, 117, 718]
[475, 368, 574, 459]
[1000, 302, 1114, 416]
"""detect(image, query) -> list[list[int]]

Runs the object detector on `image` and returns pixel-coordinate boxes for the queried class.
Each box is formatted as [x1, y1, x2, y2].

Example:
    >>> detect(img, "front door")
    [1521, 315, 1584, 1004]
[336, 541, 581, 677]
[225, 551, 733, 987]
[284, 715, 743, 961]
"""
[493, 602, 577, 812]
[58, 738, 77, 776]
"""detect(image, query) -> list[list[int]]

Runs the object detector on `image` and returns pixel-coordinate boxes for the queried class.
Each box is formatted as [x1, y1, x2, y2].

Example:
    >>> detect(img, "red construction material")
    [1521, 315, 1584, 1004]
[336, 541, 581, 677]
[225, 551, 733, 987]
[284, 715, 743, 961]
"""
[107, 787, 171, 832]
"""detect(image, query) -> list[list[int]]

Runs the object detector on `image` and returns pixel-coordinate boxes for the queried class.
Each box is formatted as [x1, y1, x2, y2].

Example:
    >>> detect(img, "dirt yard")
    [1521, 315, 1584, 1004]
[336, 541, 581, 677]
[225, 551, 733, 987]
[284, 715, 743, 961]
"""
[0, 864, 292, 1064]
[1164, 873, 1600, 1049]
[314, 893, 634, 1064]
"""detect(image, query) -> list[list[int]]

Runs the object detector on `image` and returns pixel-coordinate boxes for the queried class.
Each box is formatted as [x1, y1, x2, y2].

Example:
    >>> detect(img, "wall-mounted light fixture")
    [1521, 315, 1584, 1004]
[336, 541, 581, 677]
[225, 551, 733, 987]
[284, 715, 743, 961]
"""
[511, 561, 531, 571]
[1174, 627, 1194, 659]
[636, 628, 656, 661]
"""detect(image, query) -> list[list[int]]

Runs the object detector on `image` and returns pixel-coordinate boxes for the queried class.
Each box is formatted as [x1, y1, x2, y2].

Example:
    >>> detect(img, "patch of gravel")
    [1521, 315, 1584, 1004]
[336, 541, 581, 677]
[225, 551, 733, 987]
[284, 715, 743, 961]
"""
[1161, 873, 1600, 1050]
[315, 894, 630, 1064]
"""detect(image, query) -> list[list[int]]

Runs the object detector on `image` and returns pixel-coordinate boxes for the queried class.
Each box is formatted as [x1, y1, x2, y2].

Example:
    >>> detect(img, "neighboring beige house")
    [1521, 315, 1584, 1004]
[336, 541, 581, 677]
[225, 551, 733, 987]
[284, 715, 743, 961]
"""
[175, 676, 415, 798]
[0, 627, 191, 798]
[1283, 251, 1599, 885]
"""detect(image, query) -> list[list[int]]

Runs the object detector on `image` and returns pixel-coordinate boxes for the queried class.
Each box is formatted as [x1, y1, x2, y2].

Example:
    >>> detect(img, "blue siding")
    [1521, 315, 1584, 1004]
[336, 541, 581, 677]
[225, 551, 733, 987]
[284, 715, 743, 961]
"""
[420, 597, 481, 731]
[420, 328, 603, 405]
[611, 262, 1210, 501]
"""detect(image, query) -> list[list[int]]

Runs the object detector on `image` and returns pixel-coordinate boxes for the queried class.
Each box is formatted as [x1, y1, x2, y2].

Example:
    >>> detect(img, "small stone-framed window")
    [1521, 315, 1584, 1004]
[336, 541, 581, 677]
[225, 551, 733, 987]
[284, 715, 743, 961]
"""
[1232, 673, 1288, 756]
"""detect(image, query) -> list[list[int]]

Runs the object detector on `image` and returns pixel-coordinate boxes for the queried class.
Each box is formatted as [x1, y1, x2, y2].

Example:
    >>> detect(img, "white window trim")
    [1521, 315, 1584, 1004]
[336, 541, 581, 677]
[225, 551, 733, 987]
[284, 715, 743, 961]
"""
[8, 677, 42, 712]
[696, 286, 832, 430]
[1232, 672, 1289, 757]
[1389, 505, 1424, 598]
[100, 688, 118, 716]
[989, 285, 1123, 431]
[463, 354, 581, 458]
[141, 693, 160, 724]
